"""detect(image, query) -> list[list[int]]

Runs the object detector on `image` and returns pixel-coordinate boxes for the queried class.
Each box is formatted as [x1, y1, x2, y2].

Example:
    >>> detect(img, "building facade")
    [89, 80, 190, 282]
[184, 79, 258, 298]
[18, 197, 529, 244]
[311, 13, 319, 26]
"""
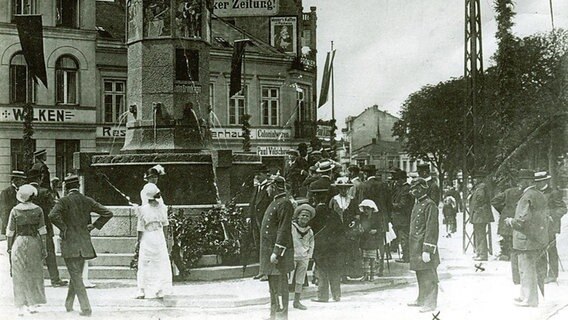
[0, 0, 318, 188]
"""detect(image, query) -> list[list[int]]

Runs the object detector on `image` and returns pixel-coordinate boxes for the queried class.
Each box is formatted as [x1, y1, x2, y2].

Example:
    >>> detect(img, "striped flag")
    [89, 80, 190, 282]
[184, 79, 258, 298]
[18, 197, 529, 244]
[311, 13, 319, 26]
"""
[318, 50, 335, 108]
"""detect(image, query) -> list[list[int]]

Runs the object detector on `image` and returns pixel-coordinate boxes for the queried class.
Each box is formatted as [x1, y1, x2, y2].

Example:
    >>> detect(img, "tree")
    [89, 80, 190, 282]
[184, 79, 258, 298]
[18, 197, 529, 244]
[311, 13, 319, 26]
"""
[392, 78, 466, 188]
[22, 103, 34, 172]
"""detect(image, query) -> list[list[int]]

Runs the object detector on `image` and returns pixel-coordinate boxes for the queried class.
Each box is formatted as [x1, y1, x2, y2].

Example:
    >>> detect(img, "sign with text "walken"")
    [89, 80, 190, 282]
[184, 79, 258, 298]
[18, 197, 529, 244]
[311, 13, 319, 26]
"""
[213, 0, 279, 17]
[0, 106, 95, 124]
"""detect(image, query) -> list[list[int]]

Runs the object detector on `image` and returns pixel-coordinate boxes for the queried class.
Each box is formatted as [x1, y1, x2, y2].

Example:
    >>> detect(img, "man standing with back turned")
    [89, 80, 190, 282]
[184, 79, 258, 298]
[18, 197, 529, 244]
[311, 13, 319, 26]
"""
[49, 175, 113, 316]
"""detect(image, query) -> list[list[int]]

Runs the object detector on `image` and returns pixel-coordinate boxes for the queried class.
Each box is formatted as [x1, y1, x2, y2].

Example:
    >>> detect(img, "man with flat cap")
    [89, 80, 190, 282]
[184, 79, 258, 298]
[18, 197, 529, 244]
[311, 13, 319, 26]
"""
[469, 172, 494, 261]
[0, 171, 27, 236]
[49, 175, 113, 316]
[32, 149, 51, 190]
[534, 171, 567, 284]
[407, 178, 440, 313]
[417, 164, 441, 205]
[505, 169, 548, 307]
[259, 176, 294, 319]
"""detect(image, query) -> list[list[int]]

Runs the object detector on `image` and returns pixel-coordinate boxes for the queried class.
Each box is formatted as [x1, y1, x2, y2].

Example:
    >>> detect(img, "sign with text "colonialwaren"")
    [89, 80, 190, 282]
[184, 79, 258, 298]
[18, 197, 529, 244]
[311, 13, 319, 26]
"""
[213, 0, 279, 17]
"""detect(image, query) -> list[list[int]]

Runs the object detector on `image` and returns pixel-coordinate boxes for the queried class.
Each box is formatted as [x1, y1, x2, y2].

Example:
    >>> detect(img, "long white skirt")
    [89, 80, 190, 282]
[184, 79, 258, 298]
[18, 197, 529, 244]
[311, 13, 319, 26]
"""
[137, 229, 172, 298]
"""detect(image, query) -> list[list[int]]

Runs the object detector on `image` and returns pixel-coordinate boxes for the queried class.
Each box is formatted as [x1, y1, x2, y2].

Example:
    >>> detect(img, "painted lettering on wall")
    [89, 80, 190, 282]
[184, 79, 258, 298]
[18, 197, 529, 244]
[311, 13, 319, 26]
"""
[0, 107, 94, 123]
[257, 146, 286, 156]
[96, 126, 127, 138]
[213, 0, 278, 17]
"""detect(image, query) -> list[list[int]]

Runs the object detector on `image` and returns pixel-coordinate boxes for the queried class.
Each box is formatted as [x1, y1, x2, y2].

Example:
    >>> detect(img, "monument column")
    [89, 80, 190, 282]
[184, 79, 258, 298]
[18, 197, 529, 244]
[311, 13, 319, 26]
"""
[123, 0, 213, 152]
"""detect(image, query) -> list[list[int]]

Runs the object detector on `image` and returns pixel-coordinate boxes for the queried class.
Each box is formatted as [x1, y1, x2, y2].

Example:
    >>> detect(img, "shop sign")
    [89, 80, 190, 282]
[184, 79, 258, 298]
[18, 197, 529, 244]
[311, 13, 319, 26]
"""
[257, 146, 286, 156]
[96, 126, 126, 138]
[316, 124, 332, 138]
[0, 106, 95, 124]
[213, 0, 279, 17]
[211, 128, 291, 140]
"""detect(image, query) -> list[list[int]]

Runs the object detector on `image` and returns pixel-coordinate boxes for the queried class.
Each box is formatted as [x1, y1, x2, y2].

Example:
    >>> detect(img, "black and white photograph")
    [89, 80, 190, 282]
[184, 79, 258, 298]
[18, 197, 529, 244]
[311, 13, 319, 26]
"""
[0, 0, 568, 319]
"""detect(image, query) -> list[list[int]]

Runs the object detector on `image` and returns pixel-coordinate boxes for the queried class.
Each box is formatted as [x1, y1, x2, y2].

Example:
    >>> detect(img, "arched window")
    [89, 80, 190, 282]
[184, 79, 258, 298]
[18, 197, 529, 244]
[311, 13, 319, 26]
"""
[9, 53, 35, 103]
[56, 56, 78, 104]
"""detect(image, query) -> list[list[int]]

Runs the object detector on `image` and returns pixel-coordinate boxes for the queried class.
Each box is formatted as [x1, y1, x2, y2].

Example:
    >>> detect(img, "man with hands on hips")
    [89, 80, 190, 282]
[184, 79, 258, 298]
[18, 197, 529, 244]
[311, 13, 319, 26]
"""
[407, 178, 440, 313]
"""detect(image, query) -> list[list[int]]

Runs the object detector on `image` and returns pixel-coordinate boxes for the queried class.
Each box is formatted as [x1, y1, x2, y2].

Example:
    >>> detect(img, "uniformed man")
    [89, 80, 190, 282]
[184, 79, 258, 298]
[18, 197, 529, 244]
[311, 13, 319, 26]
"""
[28, 168, 68, 287]
[0, 171, 27, 236]
[469, 172, 494, 261]
[534, 171, 567, 284]
[391, 170, 414, 263]
[407, 178, 440, 313]
[259, 176, 294, 320]
[32, 149, 51, 190]
[417, 164, 441, 205]
[505, 169, 548, 307]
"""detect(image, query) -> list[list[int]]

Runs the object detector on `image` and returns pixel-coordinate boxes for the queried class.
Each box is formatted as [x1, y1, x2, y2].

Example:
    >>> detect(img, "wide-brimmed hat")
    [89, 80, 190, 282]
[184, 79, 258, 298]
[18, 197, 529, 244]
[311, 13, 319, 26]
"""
[309, 179, 330, 193]
[64, 175, 80, 184]
[144, 164, 166, 181]
[534, 171, 551, 182]
[293, 204, 316, 220]
[332, 176, 353, 187]
[10, 170, 27, 180]
[142, 183, 161, 201]
[316, 160, 335, 173]
[518, 169, 535, 180]
[359, 199, 378, 212]
[16, 184, 37, 203]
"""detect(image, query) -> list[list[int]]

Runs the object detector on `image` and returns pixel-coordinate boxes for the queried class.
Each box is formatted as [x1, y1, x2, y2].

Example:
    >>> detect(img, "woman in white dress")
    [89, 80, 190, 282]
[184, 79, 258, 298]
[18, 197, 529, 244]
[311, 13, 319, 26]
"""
[135, 183, 172, 299]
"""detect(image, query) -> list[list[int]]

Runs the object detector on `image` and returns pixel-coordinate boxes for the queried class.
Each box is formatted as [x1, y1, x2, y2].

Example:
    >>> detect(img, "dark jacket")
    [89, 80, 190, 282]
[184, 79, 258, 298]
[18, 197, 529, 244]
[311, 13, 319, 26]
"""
[248, 182, 271, 229]
[541, 186, 567, 235]
[491, 187, 522, 236]
[259, 193, 294, 275]
[409, 195, 440, 271]
[511, 187, 548, 251]
[359, 212, 381, 250]
[30, 182, 55, 236]
[391, 181, 413, 227]
[312, 202, 347, 271]
[32, 161, 51, 190]
[426, 177, 441, 204]
[469, 182, 494, 224]
[49, 190, 113, 259]
[362, 177, 391, 216]
[0, 185, 17, 235]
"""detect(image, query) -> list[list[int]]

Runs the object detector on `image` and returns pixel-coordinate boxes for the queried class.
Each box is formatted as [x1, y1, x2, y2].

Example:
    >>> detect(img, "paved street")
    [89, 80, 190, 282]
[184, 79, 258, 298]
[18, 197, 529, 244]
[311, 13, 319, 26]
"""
[1, 212, 567, 320]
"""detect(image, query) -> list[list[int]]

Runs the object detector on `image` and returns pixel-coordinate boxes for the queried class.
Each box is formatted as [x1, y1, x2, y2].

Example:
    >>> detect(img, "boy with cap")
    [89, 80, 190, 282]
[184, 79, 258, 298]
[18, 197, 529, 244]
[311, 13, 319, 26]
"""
[290, 204, 315, 310]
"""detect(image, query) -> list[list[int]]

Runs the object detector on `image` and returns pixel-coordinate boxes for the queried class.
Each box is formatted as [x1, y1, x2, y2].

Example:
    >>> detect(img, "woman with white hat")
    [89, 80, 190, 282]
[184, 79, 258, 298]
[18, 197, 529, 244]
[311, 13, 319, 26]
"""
[135, 183, 172, 299]
[6, 184, 47, 316]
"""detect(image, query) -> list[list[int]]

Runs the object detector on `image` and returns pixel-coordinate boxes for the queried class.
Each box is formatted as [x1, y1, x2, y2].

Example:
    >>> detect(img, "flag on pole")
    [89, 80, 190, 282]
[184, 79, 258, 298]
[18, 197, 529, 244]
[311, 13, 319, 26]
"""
[229, 40, 250, 97]
[318, 50, 335, 108]
[14, 15, 47, 88]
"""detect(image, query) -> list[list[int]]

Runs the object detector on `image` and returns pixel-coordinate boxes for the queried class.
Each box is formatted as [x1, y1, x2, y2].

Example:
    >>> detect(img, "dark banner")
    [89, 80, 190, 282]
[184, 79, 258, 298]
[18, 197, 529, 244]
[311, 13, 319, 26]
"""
[229, 40, 248, 97]
[14, 15, 47, 88]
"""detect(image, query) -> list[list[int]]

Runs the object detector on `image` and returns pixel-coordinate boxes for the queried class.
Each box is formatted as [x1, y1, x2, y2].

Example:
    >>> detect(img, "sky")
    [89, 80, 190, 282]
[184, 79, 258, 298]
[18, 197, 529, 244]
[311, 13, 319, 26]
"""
[302, 0, 568, 127]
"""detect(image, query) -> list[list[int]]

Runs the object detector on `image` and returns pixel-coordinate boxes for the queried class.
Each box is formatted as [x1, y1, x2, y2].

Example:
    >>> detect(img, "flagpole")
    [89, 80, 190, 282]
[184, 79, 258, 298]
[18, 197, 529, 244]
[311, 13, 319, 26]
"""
[331, 41, 335, 121]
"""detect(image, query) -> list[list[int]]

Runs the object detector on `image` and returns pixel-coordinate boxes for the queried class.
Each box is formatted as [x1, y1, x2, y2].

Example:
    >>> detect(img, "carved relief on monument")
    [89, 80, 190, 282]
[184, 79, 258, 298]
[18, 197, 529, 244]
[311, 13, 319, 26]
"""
[127, 0, 143, 42]
[143, 0, 172, 38]
[175, 0, 202, 39]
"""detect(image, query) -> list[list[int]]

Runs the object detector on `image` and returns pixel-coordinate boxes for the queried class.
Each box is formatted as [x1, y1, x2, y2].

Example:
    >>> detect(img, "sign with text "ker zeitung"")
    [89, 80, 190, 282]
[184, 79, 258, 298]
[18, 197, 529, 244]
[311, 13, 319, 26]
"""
[213, 0, 279, 17]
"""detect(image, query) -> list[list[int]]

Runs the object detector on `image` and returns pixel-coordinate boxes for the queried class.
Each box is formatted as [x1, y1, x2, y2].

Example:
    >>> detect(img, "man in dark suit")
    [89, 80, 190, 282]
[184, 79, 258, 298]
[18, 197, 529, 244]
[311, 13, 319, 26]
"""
[308, 160, 334, 203]
[534, 171, 567, 284]
[248, 165, 273, 280]
[259, 176, 294, 320]
[417, 164, 440, 205]
[0, 171, 27, 236]
[391, 170, 414, 263]
[407, 178, 440, 313]
[32, 149, 51, 190]
[469, 172, 494, 261]
[28, 168, 68, 287]
[49, 175, 113, 316]
[505, 169, 548, 307]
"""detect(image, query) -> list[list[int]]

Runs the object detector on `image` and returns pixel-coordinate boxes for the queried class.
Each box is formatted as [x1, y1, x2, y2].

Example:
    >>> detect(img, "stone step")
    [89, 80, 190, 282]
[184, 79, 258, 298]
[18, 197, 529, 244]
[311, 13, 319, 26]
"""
[91, 236, 137, 254]
[55, 253, 133, 267]
[46, 264, 260, 281]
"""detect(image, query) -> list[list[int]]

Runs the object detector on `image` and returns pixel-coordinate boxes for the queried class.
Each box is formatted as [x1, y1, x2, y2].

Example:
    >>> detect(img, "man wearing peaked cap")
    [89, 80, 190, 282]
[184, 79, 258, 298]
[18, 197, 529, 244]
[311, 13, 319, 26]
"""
[0, 171, 27, 236]
[504, 169, 548, 307]
[417, 163, 440, 205]
[534, 171, 567, 284]
[407, 177, 440, 312]
[33, 149, 51, 190]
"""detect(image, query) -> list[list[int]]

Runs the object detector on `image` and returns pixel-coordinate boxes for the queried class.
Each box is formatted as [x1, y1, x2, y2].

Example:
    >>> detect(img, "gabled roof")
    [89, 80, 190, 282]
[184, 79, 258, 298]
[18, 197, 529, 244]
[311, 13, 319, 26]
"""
[352, 140, 402, 157]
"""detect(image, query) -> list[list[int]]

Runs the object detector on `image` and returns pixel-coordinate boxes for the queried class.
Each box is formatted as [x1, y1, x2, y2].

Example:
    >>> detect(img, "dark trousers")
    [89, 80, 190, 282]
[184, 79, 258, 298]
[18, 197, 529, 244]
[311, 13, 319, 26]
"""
[500, 235, 513, 259]
[268, 275, 288, 320]
[394, 225, 410, 260]
[45, 234, 61, 283]
[415, 268, 438, 309]
[546, 234, 559, 279]
[517, 251, 539, 306]
[473, 223, 488, 258]
[317, 267, 341, 301]
[63, 257, 91, 313]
